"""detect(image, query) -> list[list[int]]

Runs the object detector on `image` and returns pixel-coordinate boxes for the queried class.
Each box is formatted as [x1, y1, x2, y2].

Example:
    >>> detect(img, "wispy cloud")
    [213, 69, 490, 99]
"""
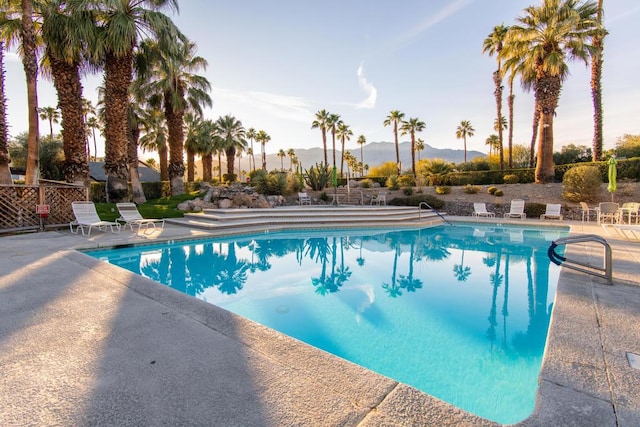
[356, 63, 377, 109]
[212, 87, 314, 123]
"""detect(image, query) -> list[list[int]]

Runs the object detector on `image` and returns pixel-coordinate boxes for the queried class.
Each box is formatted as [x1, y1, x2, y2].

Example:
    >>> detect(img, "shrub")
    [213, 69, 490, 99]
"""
[493, 189, 504, 197]
[503, 174, 519, 184]
[254, 172, 288, 195]
[562, 165, 602, 202]
[462, 184, 480, 194]
[402, 187, 414, 196]
[387, 194, 445, 209]
[360, 178, 373, 188]
[398, 174, 416, 187]
[386, 175, 400, 190]
[525, 202, 546, 218]
[435, 186, 451, 194]
[487, 186, 498, 194]
[304, 163, 331, 191]
[319, 191, 330, 202]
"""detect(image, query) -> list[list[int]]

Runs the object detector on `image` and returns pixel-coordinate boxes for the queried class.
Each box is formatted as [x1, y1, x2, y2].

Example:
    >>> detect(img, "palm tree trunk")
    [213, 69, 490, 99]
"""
[322, 130, 328, 166]
[590, 0, 605, 162]
[507, 79, 515, 169]
[529, 107, 540, 169]
[0, 42, 13, 185]
[225, 147, 236, 177]
[159, 143, 169, 181]
[49, 56, 89, 186]
[493, 70, 504, 170]
[535, 75, 560, 183]
[186, 149, 195, 182]
[165, 93, 185, 196]
[261, 143, 266, 170]
[340, 138, 345, 177]
[202, 153, 212, 181]
[393, 124, 400, 173]
[104, 51, 132, 202]
[21, 0, 40, 185]
[410, 133, 416, 176]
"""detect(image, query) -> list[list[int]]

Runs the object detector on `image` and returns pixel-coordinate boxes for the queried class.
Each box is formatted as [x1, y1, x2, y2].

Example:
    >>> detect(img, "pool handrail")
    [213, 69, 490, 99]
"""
[418, 202, 452, 225]
[547, 234, 613, 285]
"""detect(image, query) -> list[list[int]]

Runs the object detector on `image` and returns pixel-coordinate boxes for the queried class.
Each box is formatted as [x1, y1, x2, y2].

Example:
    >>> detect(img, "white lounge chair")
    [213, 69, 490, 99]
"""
[371, 192, 386, 206]
[504, 199, 526, 220]
[540, 203, 562, 220]
[472, 202, 495, 218]
[298, 192, 312, 205]
[70, 201, 120, 236]
[116, 202, 165, 231]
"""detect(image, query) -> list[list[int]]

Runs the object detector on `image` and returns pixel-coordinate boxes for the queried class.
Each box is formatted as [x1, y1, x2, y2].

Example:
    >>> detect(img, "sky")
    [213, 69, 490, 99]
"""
[3, 0, 640, 160]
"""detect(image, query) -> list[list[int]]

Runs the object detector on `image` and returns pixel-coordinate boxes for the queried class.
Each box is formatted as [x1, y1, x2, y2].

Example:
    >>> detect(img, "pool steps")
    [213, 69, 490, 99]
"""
[165, 206, 445, 232]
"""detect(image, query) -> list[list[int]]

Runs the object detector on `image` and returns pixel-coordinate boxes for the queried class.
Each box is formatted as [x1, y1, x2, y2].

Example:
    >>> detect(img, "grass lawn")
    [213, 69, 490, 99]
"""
[94, 191, 203, 222]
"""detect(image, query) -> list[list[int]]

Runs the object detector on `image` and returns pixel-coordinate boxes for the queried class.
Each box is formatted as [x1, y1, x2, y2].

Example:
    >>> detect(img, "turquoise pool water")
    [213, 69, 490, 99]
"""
[86, 223, 567, 424]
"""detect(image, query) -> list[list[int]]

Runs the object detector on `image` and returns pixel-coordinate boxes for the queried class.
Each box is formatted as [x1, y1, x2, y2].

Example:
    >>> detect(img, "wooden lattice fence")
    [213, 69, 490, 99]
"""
[0, 183, 87, 233]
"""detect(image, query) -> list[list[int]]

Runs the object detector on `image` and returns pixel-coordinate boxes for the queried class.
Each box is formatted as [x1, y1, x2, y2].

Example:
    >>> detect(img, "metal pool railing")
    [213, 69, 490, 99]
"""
[418, 202, 452, 225]
[547, 234, 613, 285]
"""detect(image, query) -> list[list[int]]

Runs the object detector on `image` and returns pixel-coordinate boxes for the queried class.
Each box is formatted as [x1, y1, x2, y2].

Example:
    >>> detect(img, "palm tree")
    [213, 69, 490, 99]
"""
[82, 98, 96, 160]
[40, 2, 92, 186]
[141, 39, 211, 193]
[400, 117, 426, 176]
[184, 112, 201, 182]
[246, 127, 256, 171]
[0, 40, 12, 184]
[197, 118, 217, 181]
[415, 138, 425, 162]
[483, 24, 509, 171]
[255, 130, 270, 170]
[277, 149, 285, 171]
[326, 113, 341, 185]
[311, 109, 330, 166]
[215, 115, 246, 179]
[78, 0, 183, 201]
[86, 115, 100, 161]
[356, 134, 366, 173]
[38, 106, 60, 140]
[456, 120, 475, 163]
[590, 0, 606, 161]
[501, 0, 598, 183]
[486, 134, 500, 156]
[138, 107, 168, 181]
[286, 148, 295, 171]
[383, 110, 405, 174]
[336, 121, 352, 177]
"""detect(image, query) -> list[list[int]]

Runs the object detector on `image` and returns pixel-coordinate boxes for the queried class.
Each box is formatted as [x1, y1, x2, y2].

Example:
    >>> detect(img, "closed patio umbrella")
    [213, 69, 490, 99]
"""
[607, 156, 617, 201]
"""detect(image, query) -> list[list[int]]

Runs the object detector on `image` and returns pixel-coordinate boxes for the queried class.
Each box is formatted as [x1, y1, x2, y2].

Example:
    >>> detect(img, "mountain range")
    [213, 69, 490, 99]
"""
[251, 141, 485, 172]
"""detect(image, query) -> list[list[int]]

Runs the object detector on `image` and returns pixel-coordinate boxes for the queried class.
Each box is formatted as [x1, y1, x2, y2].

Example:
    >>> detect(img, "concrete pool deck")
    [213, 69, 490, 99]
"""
[1, 218, 639, 426]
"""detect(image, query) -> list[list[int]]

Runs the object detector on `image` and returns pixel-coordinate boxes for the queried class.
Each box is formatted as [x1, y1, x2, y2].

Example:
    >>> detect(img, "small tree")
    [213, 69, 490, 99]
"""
[562, 165, 602, 202]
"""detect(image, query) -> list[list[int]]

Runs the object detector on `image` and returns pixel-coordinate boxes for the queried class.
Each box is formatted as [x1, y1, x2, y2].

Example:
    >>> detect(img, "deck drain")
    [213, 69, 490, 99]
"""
[627, 352, 640, 370]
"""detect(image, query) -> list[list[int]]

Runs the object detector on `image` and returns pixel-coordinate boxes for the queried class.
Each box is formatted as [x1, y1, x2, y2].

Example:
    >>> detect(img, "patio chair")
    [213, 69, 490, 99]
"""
[579, 202, 598, 222]
[472, 202, 495, 218]
[116, 202, 165, 231]
[597, 202, 620, 224]
[540, 203, 563, 220]
[70, 201, 120, 236]
[504, 199, 526, 220]
[619, 202, 640, 224]
[371, 192, 386, 206]
[298, 192, 312, 205]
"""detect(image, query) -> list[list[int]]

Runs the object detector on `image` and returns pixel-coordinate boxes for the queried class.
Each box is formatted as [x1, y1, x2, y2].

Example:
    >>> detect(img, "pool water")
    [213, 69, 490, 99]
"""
[86, 223, 567, 424]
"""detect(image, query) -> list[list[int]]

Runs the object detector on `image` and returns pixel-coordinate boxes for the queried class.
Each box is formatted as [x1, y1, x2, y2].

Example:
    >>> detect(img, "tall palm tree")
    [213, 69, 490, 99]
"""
[483, 24, 509, 171]
[326, 113, 341, 183]
[19, 0, 39, 184]
[138, 107, 168, 180]
[255, 130, 270, 170]
[486, 134, 500, 156]
[286, 148, 295, 171]
[86, 115, 100, 161]
[40, 1, 92, 186]
[246, 127, 256, 171]
[141, 38, 211, 194]
[415, 138, 425, 162]
[400, 117, 426, 176]
[197, 118, 217, 182]
[277, 149, 285, 171]
[336, 121, 352, 177]
[356, 134, 366, 171]
[383, 110, 405, 174]
[0, 40, 12, 184]
[590, 0, 606, 161]
[494, 115, 508, 169]
[215, 115, 246, 179]
[76, 0, 183, 201]
[311, 109, 330, 166]
[183, 112, 202, 182]
[81, 97, 96, 160]
[456, 120, 475, 163]
[38, 106, 60, 139]
[502, 0, 598, 183]
[506, 73, 516, 168]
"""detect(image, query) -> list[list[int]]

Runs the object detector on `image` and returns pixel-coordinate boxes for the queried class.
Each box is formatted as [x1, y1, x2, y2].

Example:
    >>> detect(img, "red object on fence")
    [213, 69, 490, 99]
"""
[36, 204, 50, 218]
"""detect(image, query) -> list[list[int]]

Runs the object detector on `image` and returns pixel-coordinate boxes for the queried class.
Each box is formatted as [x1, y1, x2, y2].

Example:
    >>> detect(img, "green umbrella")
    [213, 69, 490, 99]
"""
[332, 166, 337, 187]
[607, 156, 617, 201]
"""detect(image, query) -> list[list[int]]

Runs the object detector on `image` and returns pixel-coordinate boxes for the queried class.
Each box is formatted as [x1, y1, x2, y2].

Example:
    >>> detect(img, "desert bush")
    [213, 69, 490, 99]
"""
[360, 178, 373, 188]
[398, 174, 416, 187]
[435, 186, 451, 194]
[487, 186, 498, 194]
[462, 184, 480, 194]
[386, 175, 400, 190]
[525, 202, 547, 218]
[493, 189, 504, 197]
[402, 187, 414, 196]
[254, 172, 288, 195]
[387, 194, 445, 209]
[503, 174, 519, 184]
[287, 173, 305, 193]
[304, 163, 331, 191]
[562, 165, 602, 202]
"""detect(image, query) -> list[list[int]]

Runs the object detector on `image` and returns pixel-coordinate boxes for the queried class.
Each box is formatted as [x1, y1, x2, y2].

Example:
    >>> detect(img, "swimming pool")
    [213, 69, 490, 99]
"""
[86, 223, 568, 424]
